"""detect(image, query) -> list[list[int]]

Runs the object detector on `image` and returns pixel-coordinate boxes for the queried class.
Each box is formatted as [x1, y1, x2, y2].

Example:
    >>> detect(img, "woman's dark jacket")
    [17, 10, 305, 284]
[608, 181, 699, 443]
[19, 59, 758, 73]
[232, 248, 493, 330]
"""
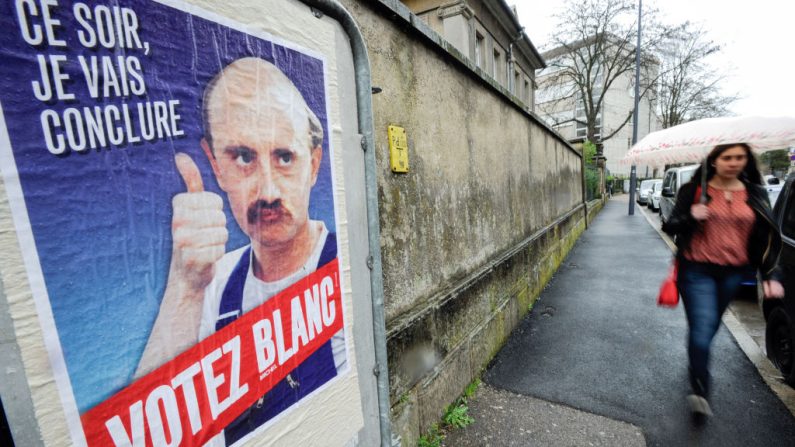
[661, 180, 782, 281]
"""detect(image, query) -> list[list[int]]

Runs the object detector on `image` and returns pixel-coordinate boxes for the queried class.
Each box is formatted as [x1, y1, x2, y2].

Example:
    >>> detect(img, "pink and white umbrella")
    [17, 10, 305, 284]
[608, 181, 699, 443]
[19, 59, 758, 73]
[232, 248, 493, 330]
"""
[622, 115, 795, 167]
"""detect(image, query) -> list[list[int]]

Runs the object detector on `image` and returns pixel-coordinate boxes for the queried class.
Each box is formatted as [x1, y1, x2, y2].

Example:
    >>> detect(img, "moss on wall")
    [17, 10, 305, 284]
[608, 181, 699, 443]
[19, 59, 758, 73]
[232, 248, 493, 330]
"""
[336, 1, 594, 445]
[386, 210, 588, 444]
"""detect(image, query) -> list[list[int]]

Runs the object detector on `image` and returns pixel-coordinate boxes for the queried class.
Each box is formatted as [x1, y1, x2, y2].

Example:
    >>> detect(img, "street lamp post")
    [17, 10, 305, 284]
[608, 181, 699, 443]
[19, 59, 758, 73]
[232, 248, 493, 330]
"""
[628, 0, 642, 215]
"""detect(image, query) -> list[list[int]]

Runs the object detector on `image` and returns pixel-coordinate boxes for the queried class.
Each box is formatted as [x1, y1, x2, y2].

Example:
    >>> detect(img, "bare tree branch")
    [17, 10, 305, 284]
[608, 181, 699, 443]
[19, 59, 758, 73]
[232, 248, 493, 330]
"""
[537, 0, 672, 143]
[656, 23, 738, 128]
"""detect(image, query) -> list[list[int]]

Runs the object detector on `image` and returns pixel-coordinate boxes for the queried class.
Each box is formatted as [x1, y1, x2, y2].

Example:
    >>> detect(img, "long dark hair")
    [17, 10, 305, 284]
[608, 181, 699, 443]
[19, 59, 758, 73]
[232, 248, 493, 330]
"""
[690, 143, 763, 186]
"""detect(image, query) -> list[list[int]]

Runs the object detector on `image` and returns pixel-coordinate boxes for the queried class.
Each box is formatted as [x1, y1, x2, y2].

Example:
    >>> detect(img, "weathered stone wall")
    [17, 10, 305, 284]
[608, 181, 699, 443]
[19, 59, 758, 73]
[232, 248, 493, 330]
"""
[587, 198, 606, 225]
[340, 1, 588, 444]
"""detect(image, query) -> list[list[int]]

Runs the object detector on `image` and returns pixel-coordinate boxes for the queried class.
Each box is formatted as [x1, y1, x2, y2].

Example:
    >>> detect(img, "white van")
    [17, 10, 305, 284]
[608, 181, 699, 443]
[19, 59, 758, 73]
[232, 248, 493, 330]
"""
[659, 164, 699, 225]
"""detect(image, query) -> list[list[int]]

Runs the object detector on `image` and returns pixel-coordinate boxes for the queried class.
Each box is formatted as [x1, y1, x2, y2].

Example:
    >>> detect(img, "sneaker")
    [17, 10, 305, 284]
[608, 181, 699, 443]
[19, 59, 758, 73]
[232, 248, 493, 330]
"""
[687, 394, 713, 417]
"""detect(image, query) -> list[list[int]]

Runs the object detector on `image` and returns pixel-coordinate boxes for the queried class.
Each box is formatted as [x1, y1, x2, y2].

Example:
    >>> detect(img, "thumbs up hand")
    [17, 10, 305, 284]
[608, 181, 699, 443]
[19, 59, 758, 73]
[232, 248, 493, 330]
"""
[136, 153, 229, 376]
[171, 153, 228, 293]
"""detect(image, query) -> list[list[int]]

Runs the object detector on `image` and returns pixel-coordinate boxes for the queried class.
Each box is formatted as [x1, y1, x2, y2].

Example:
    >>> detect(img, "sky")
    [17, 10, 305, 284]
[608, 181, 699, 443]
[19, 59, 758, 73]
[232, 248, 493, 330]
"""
[515, 0, 795, 118]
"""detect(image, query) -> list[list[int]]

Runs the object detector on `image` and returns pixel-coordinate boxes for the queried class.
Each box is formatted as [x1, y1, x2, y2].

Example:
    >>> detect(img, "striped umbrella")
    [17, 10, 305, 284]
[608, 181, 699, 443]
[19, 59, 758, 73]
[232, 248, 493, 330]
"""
[622, 115, 795, 167]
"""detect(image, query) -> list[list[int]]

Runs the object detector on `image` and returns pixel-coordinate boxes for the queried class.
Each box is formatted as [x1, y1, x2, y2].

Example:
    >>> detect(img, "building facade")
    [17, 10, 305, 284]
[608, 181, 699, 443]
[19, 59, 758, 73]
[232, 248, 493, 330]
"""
[403, 0, 544, 109]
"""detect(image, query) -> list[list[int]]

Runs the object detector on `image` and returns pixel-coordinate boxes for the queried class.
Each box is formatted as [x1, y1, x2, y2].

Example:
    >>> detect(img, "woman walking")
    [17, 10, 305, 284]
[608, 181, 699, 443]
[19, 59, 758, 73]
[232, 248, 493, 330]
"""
[662, 143, 784, 418]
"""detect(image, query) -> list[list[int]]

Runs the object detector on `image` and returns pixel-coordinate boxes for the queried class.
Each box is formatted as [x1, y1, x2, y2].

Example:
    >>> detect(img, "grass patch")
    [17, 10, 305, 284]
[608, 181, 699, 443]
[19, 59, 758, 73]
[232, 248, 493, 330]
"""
[442, 402, 474, 429]
[528, 298, 536, 312]
[463, 378, 480, 399]
[416, 377, 481, 446]
[417, 424, 443, 447]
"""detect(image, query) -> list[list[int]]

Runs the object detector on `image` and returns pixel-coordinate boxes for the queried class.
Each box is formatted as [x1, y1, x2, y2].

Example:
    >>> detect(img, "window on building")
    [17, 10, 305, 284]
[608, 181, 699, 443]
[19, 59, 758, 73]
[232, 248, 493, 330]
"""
[524, 79, 531, 103]
[544, 110, 574, 127]
[475, 33, 485, 69]
[514, 70, 520, 95]
[493, 49, 502, 83]
[537, 58, 565, 76]
[576, 114, 601, 139]
[535, 87, 551, 104]
[574, 96, 602, 138]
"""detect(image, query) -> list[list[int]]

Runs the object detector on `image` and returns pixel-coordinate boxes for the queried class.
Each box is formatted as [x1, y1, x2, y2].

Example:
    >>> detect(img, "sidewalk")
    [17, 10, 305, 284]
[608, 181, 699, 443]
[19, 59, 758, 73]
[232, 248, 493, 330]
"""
[443, 195, 795, 446]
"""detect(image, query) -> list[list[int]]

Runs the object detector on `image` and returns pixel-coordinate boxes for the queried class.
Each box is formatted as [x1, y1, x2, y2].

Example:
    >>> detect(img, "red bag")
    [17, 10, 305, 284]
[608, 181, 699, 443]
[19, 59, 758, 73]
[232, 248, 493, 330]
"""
[657, 260, 679, 307]
[657, 184, 702, 307]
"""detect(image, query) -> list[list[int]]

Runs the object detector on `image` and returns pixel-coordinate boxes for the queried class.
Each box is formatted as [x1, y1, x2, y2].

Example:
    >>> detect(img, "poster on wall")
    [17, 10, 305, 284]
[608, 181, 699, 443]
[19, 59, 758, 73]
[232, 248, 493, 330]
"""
[0, 0, 351, 445]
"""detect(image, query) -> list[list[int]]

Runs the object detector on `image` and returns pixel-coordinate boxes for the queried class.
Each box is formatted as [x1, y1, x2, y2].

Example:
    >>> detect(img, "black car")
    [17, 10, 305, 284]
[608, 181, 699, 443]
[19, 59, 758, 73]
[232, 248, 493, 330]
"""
[761, 172, 795, 385]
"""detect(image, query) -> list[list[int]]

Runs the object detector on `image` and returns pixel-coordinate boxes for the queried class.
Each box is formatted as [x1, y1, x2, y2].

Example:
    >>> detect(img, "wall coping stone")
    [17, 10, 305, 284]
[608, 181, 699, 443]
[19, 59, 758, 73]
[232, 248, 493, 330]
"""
[361, 0, 580, 157]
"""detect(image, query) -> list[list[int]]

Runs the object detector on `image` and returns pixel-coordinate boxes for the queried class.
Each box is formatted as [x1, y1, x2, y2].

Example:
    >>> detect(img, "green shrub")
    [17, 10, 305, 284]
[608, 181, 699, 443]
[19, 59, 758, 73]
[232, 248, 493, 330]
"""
[585, 166, 600, 200]
[443, 403, 474, 429]
[418, 424, 443, 447]
[463, 378, 480, 400]
[583, 140, 597, 165]
[417, 377, 480, 445]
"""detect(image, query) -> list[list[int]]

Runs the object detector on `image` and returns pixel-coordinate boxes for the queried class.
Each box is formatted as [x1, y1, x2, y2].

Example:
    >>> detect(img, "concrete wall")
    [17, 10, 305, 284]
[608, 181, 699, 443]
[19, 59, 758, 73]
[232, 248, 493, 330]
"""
[340, 1, 587, 444]
[587, 198, 606, 225]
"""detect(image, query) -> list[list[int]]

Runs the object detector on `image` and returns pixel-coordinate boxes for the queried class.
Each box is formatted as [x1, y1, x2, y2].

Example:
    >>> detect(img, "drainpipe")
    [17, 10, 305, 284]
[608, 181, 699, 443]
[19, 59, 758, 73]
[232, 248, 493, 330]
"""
[507, 27, 524, 95]
[301, 1, 394, 446]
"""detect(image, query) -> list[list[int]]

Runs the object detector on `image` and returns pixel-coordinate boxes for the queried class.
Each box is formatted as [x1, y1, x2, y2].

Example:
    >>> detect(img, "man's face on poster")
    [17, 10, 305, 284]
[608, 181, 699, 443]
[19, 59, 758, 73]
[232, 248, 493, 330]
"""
[202, 62, 322, 247]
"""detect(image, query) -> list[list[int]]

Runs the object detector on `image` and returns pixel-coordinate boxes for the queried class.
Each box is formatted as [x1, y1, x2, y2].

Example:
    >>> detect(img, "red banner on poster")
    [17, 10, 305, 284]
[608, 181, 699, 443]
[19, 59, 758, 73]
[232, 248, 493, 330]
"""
[81, 259, 342, 447]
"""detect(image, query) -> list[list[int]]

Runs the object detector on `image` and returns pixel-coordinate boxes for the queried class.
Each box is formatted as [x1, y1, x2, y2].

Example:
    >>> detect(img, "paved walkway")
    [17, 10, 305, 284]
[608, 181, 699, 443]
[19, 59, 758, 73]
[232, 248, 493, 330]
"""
[443, 196, 795, 446]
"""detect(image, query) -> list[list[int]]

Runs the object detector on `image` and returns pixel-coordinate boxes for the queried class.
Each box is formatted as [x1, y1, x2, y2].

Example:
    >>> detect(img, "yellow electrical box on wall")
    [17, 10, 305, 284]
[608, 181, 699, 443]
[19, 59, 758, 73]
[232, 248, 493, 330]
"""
[388, 125, 409, 173]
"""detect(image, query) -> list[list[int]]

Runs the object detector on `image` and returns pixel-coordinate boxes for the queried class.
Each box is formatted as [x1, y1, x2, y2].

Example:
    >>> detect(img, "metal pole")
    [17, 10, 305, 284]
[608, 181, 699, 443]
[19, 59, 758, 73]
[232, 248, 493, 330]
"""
[628, 0, 642, 215]
[302, 1, 394, 445]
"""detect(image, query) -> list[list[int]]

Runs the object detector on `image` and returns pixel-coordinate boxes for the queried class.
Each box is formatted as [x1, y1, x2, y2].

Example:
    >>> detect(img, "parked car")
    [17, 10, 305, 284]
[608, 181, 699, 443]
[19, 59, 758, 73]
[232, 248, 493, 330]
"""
[759, 172, 795, 385]
[637, 179, 661, 205]
[740, 176, 785, 298]
[768, 187, 782, 207]
[659, 164, 699, 225]
[764, 174, 781, 185]
[647, 180, 663, 211]
[763, 175, 784, 207]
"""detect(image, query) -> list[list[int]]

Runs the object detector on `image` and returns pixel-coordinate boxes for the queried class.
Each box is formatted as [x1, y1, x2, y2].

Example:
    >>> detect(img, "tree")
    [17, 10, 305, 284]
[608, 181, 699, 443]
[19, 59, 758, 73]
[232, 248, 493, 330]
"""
[759, 150, 790, 175]
[583, 139, 597, 165]
[656, 23, 738, 128]
[538, 0, 669, 145]
[582, 140, 601, 199]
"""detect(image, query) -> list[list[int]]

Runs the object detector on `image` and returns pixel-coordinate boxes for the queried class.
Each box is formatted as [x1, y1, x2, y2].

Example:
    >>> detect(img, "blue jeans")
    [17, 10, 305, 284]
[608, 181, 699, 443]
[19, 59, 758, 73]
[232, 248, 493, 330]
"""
[677, 259, 750, 397]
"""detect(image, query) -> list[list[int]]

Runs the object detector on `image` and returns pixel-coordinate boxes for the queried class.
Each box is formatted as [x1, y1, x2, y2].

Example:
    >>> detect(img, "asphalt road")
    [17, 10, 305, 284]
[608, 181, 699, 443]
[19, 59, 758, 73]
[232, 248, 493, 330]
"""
[483, 196, 795, 446]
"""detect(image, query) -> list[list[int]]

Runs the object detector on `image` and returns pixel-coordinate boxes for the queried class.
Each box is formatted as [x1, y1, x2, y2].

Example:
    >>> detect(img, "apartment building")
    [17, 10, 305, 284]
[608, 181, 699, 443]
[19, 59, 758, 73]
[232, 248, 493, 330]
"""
[536, 39, 660, 176]
[403, 0, 544, 109]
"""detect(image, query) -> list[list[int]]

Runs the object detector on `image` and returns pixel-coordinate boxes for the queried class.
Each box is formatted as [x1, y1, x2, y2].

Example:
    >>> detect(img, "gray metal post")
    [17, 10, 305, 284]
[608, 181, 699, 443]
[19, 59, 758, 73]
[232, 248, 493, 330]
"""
[302, 1, 395, 446]
[628, 0, 642, 215]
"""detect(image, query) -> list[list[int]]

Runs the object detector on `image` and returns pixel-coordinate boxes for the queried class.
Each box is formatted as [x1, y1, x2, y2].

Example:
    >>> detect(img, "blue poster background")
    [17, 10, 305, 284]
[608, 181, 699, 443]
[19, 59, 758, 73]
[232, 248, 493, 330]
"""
[0, 0, 335, 413]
